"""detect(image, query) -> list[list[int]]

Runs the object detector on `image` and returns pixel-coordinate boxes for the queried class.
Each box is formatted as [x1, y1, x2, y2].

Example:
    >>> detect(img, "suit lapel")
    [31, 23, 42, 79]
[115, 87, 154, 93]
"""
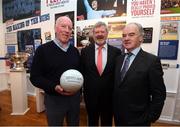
[88, 43, 102, 76]
[89, 44, 99, 74]
[117, 54, 125, 86]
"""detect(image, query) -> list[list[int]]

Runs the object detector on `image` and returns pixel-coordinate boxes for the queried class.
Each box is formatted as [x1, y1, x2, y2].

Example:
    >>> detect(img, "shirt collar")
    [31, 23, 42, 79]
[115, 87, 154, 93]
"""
[95, 42, 107, 50]
[125, 47, 141, 56]
[53, 38, 70, 52]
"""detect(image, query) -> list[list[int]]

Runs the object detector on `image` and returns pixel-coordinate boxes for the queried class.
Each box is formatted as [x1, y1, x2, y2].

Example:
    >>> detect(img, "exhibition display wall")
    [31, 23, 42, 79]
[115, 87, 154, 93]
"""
[0, 0, 180, 124]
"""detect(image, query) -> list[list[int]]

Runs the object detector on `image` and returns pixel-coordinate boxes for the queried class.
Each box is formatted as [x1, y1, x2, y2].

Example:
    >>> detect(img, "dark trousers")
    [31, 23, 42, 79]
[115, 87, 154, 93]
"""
[114, 114, 151, 126]
[44, 93, 80, 126]
[87, 110, 113, 126]
[86, 103, 113, 126]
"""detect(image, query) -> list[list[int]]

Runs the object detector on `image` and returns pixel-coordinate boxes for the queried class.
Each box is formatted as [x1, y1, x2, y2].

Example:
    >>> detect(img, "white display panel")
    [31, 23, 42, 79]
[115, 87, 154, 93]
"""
[163, 68, 179, 93]
[160, 93, 176, 121]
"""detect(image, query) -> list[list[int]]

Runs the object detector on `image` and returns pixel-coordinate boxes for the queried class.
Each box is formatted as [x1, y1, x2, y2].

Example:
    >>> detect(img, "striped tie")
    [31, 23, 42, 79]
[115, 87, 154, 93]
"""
[120, 53, 132, 81]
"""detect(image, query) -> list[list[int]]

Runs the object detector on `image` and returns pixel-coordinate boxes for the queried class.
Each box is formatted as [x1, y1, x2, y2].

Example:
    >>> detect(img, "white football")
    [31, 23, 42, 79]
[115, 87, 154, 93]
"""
[60, 69, 84, 92]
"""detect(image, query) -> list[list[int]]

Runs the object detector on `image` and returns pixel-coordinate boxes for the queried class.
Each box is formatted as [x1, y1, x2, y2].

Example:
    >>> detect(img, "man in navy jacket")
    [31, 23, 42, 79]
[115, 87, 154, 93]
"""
[30, 16, 81, 126]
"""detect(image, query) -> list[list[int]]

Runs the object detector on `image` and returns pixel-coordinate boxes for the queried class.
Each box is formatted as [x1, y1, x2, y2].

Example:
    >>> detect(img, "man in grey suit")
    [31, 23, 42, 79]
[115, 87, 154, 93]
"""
[113, 22, 166, 126]
[81, 21, 121, 126]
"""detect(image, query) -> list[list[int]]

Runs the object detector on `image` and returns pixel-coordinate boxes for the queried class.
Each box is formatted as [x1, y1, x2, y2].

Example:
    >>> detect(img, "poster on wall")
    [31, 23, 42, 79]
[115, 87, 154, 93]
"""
[107, 21, 126, 51]
[55, 11, 75, 46]
[130, 0, 155, 17]
[25, 45, 34, 72]
[76, 24, 93, 47]
[108, 21, 126, 39]
[17, 28, 41, 52]
[143, 27, 153, 43]
[5, 45, 16, 67]
[158, 40, 179, 60]
[160, 22, 178, 40]
[77, 0, 127, 20]
[161, 0, 180, 14]
[44, 32, 52, 42]
[5, 32, 17, 45]
[3, 0, 41, 23]
[34, 39, 42, 50]
[17, 28, 41, 72]
[7, 45, 16, 54]
[45, 0, 72, 9]
[107, 38, 124, 52]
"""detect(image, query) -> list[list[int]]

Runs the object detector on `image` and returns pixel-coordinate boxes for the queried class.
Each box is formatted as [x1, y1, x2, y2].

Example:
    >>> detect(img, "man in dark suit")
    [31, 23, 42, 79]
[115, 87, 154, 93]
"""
[81, 21, 121, 126]
[113, 22, 166, 126]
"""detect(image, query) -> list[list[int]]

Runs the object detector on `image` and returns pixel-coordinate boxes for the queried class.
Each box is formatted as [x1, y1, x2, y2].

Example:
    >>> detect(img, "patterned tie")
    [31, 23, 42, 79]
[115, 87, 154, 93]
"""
[120, 53, 132, 81]
[97, 46, 103, 75]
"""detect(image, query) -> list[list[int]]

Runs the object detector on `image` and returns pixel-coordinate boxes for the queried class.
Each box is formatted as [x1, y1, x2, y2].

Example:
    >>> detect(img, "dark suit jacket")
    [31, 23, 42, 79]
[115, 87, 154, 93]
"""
[81, 43, 121, 111]
[113, 49, 166, 126]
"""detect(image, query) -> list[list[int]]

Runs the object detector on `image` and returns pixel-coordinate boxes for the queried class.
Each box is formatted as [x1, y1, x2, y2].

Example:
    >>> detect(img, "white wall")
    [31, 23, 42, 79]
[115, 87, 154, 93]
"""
[0, 0, 9, 91]
[0, 0, 6, 72]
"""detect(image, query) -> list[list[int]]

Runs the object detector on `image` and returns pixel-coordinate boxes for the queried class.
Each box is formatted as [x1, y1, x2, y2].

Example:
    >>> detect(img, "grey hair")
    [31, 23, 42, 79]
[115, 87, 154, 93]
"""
[92, 21, 108, 33]
[55, 15, 71, 27]
[127, 22, 144, 36]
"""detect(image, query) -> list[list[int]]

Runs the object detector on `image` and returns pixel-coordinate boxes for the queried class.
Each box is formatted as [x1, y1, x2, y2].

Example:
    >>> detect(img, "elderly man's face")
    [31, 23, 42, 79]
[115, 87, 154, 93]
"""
[122, 24, 143, 52]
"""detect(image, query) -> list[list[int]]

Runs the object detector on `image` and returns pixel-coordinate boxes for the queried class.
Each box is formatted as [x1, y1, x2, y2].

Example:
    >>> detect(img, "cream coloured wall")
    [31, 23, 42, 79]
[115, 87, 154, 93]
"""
[0, 0, 6, 72]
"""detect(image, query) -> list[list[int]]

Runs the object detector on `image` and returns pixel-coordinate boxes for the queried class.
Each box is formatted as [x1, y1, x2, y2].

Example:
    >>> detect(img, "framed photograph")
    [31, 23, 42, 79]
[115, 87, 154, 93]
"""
[3, 0, 41, 22]
[160, 22, 178, 40]
[143, 27, 153, 43]
[161, 0, 180, 14]
[5, 32, 17, 45]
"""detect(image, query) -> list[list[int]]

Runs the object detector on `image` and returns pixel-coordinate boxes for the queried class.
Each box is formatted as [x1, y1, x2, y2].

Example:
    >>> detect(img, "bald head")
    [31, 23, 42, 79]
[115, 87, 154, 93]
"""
[125, 22, 144, 37]
[55, 16, 73, 44]
[55, 16, 73, 28]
